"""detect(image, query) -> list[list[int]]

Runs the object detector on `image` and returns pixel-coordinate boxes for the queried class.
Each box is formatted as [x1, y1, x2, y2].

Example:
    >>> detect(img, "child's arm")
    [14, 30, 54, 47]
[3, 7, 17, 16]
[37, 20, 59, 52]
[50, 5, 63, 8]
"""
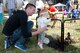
[45, 18, 51, 23]
[48, 18, 57, 21]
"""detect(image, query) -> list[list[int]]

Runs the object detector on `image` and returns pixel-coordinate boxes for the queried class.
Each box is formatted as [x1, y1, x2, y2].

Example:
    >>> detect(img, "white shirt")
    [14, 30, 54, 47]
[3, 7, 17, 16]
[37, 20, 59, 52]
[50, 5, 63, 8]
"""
[37, 17, 51, 28]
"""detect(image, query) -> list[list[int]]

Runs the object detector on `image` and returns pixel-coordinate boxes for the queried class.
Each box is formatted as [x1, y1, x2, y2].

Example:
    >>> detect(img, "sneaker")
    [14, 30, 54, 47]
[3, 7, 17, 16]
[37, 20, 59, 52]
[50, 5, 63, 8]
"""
[38, 42, 43, 49]
[15, 43, 28, 51]
[43, 37, 50, 44]
[5, 39, 11, 49]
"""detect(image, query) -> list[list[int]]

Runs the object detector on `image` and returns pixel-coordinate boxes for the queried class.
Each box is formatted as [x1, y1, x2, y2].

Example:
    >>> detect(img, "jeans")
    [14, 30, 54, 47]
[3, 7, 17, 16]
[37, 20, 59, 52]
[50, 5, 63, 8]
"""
[6, 21, 34, 44]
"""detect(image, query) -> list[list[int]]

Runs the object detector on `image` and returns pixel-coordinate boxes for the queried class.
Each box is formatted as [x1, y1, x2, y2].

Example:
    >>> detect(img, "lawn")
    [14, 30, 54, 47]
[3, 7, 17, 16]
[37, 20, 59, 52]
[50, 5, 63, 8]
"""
[0, 14, 80, 53]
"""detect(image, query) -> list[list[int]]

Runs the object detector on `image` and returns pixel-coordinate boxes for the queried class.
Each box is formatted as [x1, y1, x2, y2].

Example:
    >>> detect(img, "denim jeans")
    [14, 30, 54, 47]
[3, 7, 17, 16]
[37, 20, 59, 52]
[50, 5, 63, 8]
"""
[7, 21, 34, 44]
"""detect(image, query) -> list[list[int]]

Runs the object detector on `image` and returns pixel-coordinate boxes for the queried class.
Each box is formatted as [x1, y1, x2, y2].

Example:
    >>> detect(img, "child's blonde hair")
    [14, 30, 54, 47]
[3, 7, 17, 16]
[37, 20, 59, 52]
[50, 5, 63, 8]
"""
[40, 7, 48, 17]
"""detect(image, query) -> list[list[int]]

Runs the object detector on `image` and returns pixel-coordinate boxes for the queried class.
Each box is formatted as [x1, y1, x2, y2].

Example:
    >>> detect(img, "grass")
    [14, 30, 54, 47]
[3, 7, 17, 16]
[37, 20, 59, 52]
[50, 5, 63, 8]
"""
[0, 14, 80, 53]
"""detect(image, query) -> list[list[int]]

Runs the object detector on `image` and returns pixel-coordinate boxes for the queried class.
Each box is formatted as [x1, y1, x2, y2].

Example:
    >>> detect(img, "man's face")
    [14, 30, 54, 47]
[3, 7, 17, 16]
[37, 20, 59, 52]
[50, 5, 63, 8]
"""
[25, 6, 36, 16]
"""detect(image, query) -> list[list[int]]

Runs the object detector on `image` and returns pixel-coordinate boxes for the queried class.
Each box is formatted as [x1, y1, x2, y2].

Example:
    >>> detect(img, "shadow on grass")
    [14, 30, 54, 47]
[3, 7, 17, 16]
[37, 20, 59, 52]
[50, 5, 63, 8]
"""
[0, 35, 80, 53]
[46, 35, 80, 52]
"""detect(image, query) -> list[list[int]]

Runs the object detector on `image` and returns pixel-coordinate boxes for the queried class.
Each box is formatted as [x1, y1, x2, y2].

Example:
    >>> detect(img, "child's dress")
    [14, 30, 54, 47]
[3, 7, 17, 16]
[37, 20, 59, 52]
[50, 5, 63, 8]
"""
[37, 15, 51, 49]
[0, 3, 3, 25]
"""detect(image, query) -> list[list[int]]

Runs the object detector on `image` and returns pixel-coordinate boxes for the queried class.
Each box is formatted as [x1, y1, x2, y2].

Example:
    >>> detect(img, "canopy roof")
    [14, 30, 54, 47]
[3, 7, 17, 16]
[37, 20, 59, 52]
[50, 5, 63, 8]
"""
[54, 3, 66, 6]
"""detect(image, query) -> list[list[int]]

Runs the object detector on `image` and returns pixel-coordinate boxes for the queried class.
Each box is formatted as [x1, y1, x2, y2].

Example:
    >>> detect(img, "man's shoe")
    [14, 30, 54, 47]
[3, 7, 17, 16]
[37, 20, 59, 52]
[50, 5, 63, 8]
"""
[15, 43, 28, 51]
[5, 39, 11, 49]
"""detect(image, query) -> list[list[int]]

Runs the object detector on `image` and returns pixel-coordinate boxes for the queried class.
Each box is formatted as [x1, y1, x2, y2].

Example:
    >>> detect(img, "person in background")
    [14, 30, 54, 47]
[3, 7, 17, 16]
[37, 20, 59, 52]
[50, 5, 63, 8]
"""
[6, 0, 17, 17]
[66, 0, 71, 11]
[47, 2, 58, 28]
[64, 8, 68, 15]
[71, 5, 79, 22]
[66, 0, 72, 18]
[2, 3, 46, 51]
[0, 1, 4, 26]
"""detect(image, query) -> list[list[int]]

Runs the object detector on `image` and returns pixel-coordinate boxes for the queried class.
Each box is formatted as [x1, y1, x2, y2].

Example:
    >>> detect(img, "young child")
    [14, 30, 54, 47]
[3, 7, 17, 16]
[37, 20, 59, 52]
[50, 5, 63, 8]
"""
[71, 5, 79, 22]
[0, 1, 4, 25]
[37, 7, 53, 49]
[64, 8, 68, 15]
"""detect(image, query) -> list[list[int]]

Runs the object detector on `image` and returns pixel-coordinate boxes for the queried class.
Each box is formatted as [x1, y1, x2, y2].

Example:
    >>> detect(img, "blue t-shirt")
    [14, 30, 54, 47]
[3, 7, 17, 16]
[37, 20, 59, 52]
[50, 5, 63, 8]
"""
[72, 9, 78, 17]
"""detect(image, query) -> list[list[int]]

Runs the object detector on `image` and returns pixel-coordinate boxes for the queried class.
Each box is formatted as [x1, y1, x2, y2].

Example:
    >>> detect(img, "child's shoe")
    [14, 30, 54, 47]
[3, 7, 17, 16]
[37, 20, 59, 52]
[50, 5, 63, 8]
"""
[43, 37, 50, 44]
[38, 42, 43, 49]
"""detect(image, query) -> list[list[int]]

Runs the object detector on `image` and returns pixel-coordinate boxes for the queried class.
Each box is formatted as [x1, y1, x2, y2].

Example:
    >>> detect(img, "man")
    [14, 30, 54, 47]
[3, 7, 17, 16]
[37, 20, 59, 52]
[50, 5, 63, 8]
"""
[6, 0, 17, 17]
[66, 0, 72, 18]
[2, 3, 46, 51]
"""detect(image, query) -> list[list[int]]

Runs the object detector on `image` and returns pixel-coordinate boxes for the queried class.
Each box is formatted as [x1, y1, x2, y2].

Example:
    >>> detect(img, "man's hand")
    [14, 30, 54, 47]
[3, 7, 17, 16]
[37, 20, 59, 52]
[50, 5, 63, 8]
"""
[37, 26, 46, 34]
[32, 27, 46, 37]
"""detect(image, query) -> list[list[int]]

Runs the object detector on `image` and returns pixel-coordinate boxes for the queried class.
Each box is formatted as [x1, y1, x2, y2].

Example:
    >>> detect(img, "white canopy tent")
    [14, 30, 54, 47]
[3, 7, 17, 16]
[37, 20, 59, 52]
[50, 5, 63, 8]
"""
[54, 3, 66, 11]
[54, 3, 66, 7]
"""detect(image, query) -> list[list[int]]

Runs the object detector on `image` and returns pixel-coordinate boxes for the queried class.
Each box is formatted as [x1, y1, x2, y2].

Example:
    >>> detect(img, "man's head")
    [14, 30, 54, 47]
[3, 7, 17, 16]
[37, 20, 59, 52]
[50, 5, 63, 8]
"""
[25, 3, 36, 16]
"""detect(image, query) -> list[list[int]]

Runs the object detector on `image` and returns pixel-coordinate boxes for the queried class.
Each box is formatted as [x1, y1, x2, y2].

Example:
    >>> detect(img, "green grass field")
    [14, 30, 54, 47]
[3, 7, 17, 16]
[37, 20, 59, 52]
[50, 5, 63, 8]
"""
[0, 14, 80, 53]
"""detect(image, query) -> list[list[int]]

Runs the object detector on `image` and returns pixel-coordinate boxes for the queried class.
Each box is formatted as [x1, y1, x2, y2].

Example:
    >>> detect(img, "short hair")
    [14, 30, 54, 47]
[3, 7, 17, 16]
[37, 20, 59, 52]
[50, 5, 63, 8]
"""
[25, 3, 36, 9]
[0, 1, 2, 3]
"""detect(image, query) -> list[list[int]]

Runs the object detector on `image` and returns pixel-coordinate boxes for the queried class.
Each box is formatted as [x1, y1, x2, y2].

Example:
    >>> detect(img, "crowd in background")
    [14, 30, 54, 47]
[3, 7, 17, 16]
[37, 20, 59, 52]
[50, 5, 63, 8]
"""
[0, 0, 80, 24]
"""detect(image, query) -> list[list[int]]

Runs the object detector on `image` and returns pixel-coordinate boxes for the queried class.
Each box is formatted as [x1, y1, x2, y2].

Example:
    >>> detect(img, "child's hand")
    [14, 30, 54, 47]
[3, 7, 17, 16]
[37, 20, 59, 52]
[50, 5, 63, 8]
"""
[51, 18, 55, 21]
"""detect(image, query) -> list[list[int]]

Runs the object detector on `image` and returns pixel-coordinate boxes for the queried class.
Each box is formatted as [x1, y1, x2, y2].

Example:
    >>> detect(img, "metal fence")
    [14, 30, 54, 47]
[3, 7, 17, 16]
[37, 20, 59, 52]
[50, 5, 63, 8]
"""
[52, 14, 80, 51]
